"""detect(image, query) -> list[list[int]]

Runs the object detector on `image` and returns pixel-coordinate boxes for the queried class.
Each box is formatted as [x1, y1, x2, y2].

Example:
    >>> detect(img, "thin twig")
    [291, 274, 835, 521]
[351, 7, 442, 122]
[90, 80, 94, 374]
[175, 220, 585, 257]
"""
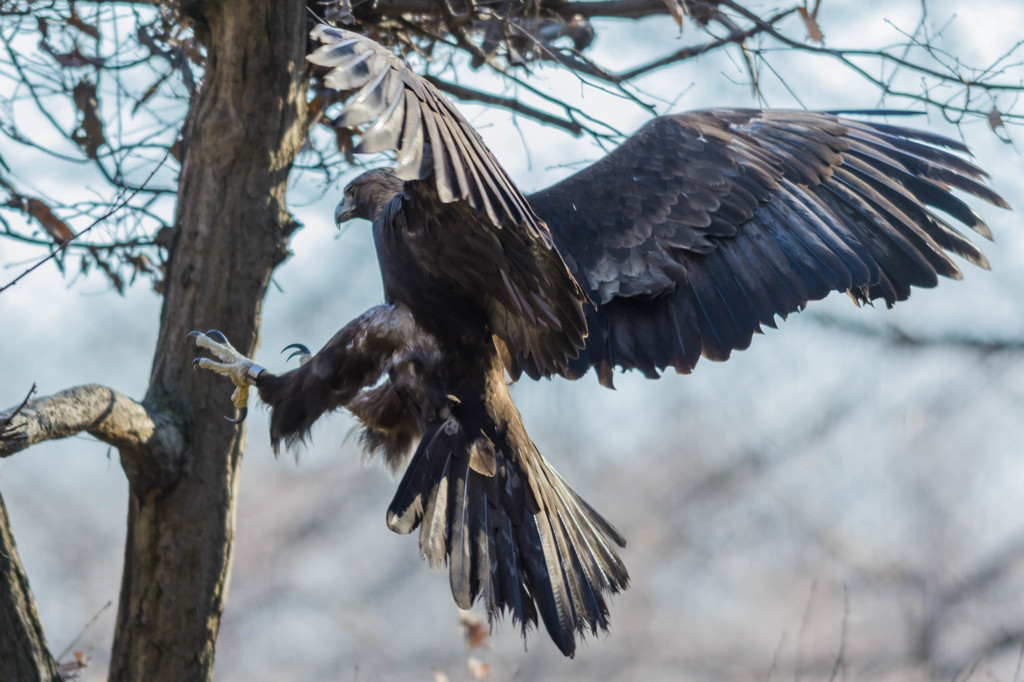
[0, 383, 36, 440]
[0, 150, 170, 296]
[425, 75, 584, 134]
[827, 584, 848, 682]
[56, 600, 113, 663]
[795, 580, 817, 682]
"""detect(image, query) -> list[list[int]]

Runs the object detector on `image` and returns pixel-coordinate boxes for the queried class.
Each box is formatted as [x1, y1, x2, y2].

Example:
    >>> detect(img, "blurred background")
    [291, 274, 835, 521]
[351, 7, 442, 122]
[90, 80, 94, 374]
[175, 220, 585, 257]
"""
[2, 1, 1024, 679]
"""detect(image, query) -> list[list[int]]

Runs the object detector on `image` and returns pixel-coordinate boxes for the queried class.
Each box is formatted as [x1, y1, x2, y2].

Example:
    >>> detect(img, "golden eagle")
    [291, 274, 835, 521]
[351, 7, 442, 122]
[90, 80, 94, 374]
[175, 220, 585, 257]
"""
[190, 26, 1008, 657]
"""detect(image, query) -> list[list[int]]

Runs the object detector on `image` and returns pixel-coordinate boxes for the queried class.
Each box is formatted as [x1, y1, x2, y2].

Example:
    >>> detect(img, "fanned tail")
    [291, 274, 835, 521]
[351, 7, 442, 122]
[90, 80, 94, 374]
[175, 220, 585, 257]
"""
[385, 382, 628, 658]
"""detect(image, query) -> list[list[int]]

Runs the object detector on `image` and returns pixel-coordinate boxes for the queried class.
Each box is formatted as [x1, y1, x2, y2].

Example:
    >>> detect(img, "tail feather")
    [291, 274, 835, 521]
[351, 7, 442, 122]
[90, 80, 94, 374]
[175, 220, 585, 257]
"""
[386, 404, 628, 658]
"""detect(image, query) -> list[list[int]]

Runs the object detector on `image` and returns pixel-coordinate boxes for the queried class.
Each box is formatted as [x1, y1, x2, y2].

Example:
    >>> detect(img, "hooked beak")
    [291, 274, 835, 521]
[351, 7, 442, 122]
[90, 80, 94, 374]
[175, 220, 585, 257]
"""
[335, 196, 357, 227]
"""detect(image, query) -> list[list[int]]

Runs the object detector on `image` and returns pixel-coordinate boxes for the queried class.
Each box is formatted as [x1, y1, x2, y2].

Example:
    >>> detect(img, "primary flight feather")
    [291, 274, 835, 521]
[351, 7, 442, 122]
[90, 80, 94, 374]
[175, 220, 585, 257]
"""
[189, 24, 1008, 657]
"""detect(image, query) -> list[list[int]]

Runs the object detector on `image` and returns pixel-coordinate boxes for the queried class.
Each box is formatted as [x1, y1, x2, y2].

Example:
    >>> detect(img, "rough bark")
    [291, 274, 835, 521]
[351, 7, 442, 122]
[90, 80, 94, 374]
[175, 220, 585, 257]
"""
[0, 385, 182, 467]
[106, 1, 308, 680]
[0, 492, 62, 682]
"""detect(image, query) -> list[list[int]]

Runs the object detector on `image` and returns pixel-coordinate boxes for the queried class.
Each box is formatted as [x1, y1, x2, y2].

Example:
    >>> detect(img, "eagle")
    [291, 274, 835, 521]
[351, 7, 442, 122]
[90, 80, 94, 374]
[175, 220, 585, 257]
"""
[190, 25, 1008, 657]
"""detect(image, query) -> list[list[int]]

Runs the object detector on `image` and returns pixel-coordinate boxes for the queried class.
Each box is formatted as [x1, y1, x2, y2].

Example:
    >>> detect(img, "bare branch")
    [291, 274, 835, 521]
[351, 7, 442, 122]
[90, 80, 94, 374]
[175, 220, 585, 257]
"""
[425, 75, 585, 134]
[0, 383, 35, 441]
[372, 0, 687, 20]
[0, 384, 184, 485]
[808, 312, 1024, 354]
[0, 150, 170, 296]
[616, 6, 800, 81]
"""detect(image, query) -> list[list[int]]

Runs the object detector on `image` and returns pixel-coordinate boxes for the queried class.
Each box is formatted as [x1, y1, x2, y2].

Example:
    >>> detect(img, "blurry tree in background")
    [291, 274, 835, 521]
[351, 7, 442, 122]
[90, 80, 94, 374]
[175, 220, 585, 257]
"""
[0, 1, 1022, 680]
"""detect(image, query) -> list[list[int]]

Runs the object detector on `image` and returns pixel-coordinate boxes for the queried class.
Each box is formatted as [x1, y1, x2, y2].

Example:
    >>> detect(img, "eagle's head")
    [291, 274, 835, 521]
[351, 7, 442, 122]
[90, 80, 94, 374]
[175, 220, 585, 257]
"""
[335, 168, 405, 225]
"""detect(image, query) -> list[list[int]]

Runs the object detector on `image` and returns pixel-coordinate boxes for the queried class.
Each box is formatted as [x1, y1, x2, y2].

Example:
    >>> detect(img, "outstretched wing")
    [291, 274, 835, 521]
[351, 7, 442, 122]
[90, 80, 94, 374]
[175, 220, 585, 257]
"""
[525, 109, 1009, 385]
[308, 26, 587, 376]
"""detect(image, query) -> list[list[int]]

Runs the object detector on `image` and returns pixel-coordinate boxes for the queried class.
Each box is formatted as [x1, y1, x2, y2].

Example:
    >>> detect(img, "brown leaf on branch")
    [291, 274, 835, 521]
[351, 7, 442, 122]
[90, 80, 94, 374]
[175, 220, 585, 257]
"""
[307, 93, 332, 127]
[88, 247, 125, 294]
[40, 41, 105, 68]
[798, 6, 824, 43]
[28, 198, 74, 243]
[661, 0, 686, 28]
[66, 8, 101, 40]
[459, 611, 490, 650]
[57, 650, 89, 675]
[72, 78, 107, 159]
[127, 253, 153, 275]
[466, 657, 490, 680]
[332, 126, 356, 164]
[4, 194, 75, 243]
[987, 108, 1006, 132]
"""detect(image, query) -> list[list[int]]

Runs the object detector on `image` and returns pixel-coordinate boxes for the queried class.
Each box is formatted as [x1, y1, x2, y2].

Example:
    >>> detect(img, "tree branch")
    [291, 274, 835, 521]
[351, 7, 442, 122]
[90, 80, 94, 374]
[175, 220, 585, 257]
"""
[424, 75, 585, 134]
[808, 312, 1024, 354]
[0, 384, 184, 489]
[372, 0, 679, 20]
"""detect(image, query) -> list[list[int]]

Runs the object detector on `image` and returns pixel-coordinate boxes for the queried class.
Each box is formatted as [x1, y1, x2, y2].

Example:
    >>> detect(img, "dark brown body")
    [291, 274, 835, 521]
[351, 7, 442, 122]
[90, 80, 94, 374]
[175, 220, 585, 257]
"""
[253, 180, 629, 656]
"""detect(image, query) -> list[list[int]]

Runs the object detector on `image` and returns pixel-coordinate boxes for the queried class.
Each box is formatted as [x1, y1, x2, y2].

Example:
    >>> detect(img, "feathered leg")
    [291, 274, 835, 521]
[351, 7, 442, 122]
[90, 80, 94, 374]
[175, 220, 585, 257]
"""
[386, 350, 629, 658]
[189, 304, 437, 452]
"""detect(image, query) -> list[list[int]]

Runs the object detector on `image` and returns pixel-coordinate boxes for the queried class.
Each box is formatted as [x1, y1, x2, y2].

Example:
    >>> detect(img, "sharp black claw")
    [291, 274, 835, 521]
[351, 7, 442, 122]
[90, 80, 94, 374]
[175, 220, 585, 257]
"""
[224, 407, 247, 424]
[206, 329, 228, 344]
[282, 343, 311, 363]
[186, 330, 202, 343]
[192, 358, 202, 372]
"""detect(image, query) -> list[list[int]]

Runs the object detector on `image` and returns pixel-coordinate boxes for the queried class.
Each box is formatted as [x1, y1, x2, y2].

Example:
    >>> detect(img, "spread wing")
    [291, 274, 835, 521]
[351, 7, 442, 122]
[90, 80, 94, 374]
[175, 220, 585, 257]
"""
[524, 110, 1009, 385]
[308, 26, 587, 375]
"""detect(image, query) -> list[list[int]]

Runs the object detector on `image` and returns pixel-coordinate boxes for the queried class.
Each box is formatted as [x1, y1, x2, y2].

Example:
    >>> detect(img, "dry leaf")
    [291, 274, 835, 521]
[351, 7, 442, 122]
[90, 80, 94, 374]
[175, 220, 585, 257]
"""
[307, 93, 328, 126]
[16, 197, 74, 243]
[333, 126, 356, 165]
[66, 9, 100, 40]
[56, 650, 88, 675]
[798, 7, 825, 43]
[987, 108, 1005, 132]
[72, 78, 107, 159]
[40, 41, 105, 68]
[459, 611, 489, 650]
[661, 0, 686, 29]
[466, 657, 490, 681]
[89, 248, 125, 294]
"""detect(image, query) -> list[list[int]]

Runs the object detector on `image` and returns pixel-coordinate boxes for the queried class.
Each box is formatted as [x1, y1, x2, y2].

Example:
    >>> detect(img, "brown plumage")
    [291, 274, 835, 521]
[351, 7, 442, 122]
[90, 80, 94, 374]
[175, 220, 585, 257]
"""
[243, 26, 1009, 657]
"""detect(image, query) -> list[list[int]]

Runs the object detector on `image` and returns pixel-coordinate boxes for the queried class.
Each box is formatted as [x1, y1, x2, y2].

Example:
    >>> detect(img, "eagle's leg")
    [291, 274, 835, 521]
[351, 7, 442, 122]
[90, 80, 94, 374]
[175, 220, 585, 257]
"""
[188, 330, 265, 423]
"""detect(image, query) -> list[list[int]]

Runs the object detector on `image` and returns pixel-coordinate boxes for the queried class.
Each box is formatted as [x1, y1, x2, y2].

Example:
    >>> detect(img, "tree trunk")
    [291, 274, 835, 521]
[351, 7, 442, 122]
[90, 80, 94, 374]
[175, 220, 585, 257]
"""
[107, 2, 308, 680]
[0, 492, 61, 682]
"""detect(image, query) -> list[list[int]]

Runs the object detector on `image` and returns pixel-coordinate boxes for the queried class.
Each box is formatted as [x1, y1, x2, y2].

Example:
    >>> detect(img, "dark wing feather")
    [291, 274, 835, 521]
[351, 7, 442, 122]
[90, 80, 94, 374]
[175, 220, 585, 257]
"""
[309, 26, 587, 376]
[525, 109, 1009, 384]
[385, 385, 629, 658]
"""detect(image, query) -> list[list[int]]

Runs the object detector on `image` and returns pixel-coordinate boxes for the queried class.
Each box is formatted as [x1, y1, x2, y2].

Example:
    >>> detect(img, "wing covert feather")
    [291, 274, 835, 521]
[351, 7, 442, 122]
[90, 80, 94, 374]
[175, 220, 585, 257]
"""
[310, 25, 588, 376]
[525, 109, 1008, 384]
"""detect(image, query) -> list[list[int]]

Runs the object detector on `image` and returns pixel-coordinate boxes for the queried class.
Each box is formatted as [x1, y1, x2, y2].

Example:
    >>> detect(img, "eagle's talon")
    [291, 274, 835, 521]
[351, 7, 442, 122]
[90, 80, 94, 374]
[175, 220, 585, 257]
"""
[188, 331, 264, 421]
[186, 330, 202, 343]
[224, 407, 247, 424]
[282, 343, 312, 364]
